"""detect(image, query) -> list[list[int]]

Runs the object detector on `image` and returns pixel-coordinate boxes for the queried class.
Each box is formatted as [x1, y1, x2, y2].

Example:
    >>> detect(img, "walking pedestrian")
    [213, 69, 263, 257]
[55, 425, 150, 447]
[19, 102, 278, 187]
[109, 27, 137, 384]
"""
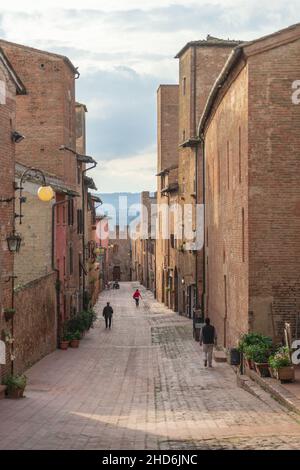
[103, 302, 113, 329]
[199, 317, 217, 368]
[133, 289, 142, 307]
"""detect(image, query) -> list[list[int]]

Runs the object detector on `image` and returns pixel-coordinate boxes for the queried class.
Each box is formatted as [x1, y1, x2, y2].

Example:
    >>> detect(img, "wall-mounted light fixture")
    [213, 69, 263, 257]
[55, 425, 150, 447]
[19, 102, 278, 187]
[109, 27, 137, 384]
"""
[6, 230, 22, 253]
[17, 167, 54, 224]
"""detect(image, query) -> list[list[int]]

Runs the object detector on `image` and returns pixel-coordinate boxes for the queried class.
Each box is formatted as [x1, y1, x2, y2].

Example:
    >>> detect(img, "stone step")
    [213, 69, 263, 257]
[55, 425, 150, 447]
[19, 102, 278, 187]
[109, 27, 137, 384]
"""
[214, 350, 227, 362]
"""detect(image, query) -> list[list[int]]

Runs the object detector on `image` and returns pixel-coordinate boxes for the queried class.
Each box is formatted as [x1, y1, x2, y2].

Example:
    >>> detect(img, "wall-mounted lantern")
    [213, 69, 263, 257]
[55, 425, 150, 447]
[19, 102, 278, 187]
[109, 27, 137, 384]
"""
[6, 231, 22, 253]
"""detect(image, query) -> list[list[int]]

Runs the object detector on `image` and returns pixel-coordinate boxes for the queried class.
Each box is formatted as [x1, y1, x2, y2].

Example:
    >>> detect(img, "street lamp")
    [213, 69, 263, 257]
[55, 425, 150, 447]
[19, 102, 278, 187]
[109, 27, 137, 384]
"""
[18, 168, 54, 224]
[6, 231, 22, 253]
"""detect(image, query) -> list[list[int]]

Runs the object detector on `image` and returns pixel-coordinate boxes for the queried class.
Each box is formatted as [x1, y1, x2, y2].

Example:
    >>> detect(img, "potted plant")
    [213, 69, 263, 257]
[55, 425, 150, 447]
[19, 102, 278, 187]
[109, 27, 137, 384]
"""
[238, 333, 272, 371]
[60, 332, 72, 350]
[243, 344, 256, 370]
[268, 346, 295, 382]
[3, 308, 16, 322]
[70, 330, 81, 348]
[3, 374, 27, 399]
[251, 345, 271, 377]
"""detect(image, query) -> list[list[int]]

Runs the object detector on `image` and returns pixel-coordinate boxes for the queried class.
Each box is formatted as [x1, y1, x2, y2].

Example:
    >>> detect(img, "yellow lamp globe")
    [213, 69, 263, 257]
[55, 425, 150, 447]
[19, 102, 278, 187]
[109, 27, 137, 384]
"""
[37, 185, 54, 202]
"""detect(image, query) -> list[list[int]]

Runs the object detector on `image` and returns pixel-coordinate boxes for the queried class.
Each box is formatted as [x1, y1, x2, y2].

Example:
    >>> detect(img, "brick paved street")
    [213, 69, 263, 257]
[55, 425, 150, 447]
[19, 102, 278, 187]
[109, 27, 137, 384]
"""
[1, 282, 300, 450]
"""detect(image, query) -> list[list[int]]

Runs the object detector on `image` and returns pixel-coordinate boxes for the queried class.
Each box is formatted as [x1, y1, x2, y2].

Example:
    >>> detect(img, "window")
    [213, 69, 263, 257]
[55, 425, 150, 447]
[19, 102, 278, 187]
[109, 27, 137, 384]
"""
[69, 246, 73, 275]
[79, 254, 83, 279]
[77, 209, 83, 234]
[182, 129, 186, 142]
[68, 198, 74, 226]
[183, 77, 186, 95]
[170, 234, 175, 249]
[77, 165, 81, 185]
[63, 205, 66, 224]
[113, 244, 119, 254]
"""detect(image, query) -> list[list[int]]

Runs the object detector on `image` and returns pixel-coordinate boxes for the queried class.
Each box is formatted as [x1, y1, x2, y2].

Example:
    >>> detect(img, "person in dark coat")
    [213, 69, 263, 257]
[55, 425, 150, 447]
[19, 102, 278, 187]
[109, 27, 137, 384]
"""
[199, 317, 217, 367]
[103, 302, 113, 329]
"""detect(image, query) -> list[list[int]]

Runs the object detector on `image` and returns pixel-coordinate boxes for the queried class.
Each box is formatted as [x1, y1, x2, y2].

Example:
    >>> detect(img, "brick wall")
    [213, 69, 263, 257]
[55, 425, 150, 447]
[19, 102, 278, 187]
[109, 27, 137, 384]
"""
[14, 179, 53, 285]
[0, 60, 17, 380]
[13, 272, 57, 374]
[204, 65, 249, 348]
[248, 38, 300, 340]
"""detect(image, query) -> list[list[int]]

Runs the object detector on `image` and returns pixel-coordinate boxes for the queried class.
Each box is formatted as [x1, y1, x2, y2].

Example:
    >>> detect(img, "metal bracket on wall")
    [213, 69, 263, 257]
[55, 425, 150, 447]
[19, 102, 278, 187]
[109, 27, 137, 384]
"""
[0, 197, 15, 203]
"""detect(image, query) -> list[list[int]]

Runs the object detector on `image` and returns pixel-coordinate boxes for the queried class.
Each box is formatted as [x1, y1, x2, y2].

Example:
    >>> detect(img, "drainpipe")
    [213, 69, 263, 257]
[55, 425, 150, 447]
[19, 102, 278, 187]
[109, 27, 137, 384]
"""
[200, 134, 206, 319]
[195, 141, 199, 316]
[82, 162, 97, 308]
[52, 199, 68, 345]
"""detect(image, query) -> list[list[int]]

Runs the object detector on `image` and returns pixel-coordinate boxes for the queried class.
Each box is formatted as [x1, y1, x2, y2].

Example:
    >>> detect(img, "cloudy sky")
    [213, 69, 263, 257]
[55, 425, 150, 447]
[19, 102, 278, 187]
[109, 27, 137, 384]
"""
[1, 0, 299, 192]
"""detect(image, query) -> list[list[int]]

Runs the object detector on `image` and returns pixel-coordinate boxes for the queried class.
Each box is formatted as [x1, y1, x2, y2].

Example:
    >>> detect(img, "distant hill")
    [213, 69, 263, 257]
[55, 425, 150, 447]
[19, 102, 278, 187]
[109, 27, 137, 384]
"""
[95, 192, 141, 226]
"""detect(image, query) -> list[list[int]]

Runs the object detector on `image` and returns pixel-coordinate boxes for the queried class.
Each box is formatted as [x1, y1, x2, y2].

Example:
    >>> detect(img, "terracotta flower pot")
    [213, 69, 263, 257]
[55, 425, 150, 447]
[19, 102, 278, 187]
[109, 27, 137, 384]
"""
[271, 366, 295, 382]
[6, 387, 25, 399]
[60, 341, 69, 350]
[70, 339, 80, 348]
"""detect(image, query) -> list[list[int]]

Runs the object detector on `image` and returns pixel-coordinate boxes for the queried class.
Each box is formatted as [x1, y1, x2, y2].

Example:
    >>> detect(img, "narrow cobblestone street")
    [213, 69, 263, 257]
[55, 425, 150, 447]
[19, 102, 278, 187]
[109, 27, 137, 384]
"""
[1, 282, 300, 450]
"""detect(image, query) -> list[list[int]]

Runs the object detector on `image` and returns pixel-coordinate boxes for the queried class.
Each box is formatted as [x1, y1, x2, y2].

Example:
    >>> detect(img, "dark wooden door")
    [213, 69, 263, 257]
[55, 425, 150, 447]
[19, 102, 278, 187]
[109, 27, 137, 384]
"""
[113, 266, 121, 281]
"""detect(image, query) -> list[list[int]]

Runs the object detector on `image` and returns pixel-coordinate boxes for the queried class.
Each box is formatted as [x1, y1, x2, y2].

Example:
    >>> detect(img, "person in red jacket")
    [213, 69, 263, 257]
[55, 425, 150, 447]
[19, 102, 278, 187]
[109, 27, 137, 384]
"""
[133, 289, 142, 306]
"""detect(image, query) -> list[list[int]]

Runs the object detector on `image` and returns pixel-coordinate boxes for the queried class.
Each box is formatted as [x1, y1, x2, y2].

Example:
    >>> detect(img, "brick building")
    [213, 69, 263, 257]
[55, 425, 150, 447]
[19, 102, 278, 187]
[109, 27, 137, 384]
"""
[95, 215, 110, 291]
[0, 40, 98, 378]
[108, 225, 131, 282]
[131, 192, 156, 293]
[75, 101, 100, 309]
[175, 36, 241, 318]
[156, 85, 179, 308]
[0, 48, 26, 381]
[198, 23, 300, 348]
[131, 222, 141, 284]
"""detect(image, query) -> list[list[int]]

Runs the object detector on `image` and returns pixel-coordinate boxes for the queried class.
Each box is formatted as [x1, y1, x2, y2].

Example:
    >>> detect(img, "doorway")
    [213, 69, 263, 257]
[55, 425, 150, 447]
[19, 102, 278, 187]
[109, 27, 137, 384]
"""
[113, 266, 121, 281]
[174, 267, 178, 312]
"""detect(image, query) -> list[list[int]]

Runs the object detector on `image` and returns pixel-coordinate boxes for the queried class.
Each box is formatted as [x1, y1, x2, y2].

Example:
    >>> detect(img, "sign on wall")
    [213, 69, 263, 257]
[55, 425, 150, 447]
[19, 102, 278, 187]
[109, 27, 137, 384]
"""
[0, 340, 6, 365]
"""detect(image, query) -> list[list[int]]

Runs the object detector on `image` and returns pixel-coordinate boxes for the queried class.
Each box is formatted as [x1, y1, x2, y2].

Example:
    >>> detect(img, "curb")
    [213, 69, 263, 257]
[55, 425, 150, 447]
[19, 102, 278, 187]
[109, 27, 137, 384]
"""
[237, 368, 300, 416]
